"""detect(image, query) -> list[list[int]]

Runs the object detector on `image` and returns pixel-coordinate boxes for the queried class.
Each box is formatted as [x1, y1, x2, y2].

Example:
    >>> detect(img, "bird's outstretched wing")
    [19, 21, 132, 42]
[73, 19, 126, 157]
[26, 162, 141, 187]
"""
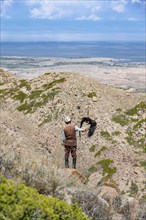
[79, 117, 97, 137]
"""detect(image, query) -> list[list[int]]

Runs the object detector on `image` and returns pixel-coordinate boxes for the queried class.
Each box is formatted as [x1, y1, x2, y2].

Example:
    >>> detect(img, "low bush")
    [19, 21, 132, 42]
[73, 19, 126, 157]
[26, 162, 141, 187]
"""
[125, 102, 146, 116]
[0, 150, 78, 197]
[96, 159, 117, 181]
[0, 177, 90, 220]
[94, 146, 107, 157]
[112, 114, 129, 126]
[89, 145, 96, 152]
[87, 91, 96, 98]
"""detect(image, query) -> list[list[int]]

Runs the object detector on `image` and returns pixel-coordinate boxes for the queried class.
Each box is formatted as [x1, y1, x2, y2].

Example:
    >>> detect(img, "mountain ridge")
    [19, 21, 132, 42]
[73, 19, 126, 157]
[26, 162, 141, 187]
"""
[0, 68, 146, 219]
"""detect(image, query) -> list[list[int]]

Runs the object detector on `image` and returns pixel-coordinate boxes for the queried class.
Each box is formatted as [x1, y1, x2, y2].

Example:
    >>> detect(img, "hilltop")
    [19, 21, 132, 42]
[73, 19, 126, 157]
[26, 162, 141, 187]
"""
[0, 68, 146, 220]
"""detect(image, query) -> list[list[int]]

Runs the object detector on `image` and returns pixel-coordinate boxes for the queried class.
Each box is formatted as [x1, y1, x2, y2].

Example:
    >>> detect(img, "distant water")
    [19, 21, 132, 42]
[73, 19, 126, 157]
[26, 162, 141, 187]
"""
[1, 41, 145, 62]
[0, 41, 145, 86]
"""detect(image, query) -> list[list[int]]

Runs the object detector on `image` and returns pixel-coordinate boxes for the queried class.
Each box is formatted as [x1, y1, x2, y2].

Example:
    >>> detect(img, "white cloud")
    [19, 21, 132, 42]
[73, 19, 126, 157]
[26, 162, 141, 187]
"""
[112, 0, 127, 13]
[28, 0, 102, 20]
[0, 0, 13, 17]
[76, 14, 101, 21]
[1, 0, 145, 20]
[113, 4, 124, 13]
[30, 1, 74, 19]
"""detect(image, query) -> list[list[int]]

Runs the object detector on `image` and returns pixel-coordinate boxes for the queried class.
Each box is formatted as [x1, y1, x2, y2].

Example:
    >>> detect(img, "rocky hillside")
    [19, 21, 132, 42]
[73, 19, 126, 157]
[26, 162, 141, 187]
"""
[0, 68, 146, 219]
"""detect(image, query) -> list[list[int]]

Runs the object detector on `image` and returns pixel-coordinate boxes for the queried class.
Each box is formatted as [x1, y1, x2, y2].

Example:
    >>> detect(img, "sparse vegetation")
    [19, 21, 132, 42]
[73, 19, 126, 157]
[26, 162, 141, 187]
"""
[88, 165, 98, 174]
[0, 89, 8, 98]
[39, 114, 52, 126]
[29, 89, 43, 99]
[89, 145, 96, 152]
[112, 114, 129, 126]
[94, 146, 107, 157]
[19, 79, 31, 90]
[100, 131, 113, 141]
[125, 131, 146, 152]
[13, 91, 28, 103]
[140, 161, 146, 170]
[0, 82, 5, 86]
[0, 150, 78, 196]
[87, 91, 96, 98]
[43, 78, 66, 90]
[125, 102, 146, 116]
[112, 131, 121, 136]
[130, 181, 138, 196]
[96, 159, 117, 181]
[140, 195, 146, 201]
[44, 72, 52, 76]
[17, 88, 61, 114]
[133, 118, 146, 130]
[0, 76, 65, 116]
[116, 108, 122, 112]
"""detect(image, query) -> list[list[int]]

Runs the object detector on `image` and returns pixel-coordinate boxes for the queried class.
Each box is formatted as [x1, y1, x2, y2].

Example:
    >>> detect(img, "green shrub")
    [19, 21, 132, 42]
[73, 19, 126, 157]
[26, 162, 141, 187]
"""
[19, 79, 31, 91]
[1, 77, 63, 114]
[133, 119, 146, 130]
[94, 146, 107, 157]
[17, 101, 35, 114]
[43, 78, 66, 90]
[125, 102, 146, 116]
[88, 165, 98, 174]
[29, 89, 43, 99]
[0, 89, 8, 99]
[130, 181, 138, 196]
[0, 87, 19, 99]
[87, 91, 96, 98]
[125, 130, 146, 152]
[89, 145, 96, 152]
[112, 114, 129, 126]
[140, 161, 146, 170]
[116, 108, 122, 112]
[13, 91, 28, 103]
[140, 195, 146, 201]
[96, 159, 117, 180]
[112, 131, 121, 136]
[100, 131, 112, 141]
[16, 88, 60, 114]
[0, 177, 90, 220]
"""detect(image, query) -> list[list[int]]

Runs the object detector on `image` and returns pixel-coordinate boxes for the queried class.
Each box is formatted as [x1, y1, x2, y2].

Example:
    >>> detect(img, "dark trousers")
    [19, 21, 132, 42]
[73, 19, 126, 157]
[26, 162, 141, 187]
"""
[65, 145, 77, 159]
[64, 145, 77, 168]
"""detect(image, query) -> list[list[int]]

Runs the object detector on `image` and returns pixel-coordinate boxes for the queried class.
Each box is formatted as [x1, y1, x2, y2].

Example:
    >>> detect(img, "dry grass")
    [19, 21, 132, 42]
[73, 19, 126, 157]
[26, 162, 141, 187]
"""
[0, 149, 79, 196]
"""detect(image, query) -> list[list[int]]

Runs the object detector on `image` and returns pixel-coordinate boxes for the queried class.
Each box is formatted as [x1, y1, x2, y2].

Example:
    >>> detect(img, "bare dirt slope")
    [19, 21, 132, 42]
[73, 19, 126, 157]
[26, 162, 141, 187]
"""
[0, 68, 146, 199]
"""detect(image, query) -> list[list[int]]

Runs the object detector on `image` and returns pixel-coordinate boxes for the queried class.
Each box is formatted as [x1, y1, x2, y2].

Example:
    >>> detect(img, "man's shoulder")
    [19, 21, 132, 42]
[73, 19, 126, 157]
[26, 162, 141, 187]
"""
[64, 124, 75, 129]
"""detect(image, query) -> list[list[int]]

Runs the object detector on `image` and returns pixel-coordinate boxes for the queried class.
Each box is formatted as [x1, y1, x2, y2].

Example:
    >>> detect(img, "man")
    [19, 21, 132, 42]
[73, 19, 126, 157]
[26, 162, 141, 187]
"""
[63, 116, 88, 169]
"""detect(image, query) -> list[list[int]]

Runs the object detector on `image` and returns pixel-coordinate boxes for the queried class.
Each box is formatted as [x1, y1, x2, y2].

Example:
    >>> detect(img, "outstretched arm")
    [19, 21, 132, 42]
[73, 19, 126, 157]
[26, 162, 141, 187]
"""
[75, 126, 88, 132]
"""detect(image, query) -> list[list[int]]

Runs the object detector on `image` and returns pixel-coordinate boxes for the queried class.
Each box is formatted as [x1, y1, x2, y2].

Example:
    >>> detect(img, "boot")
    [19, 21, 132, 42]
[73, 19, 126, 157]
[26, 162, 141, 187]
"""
[72, 158, 76, 169]
[65, 158, 69, 168]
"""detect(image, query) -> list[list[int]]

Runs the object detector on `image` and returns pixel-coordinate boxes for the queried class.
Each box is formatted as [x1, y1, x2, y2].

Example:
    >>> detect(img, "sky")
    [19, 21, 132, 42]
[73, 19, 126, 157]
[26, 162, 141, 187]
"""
[0, 0, 146, 42]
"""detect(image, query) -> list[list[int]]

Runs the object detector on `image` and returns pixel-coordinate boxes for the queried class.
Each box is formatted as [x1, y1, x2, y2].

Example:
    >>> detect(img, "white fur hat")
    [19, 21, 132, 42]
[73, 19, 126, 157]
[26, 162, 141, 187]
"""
[64, 116, 71, 123]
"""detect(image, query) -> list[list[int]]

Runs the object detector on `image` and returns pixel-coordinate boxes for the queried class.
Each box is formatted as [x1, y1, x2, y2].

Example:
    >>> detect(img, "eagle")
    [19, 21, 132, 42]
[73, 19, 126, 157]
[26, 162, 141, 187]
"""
[79, 117, 97, 137]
